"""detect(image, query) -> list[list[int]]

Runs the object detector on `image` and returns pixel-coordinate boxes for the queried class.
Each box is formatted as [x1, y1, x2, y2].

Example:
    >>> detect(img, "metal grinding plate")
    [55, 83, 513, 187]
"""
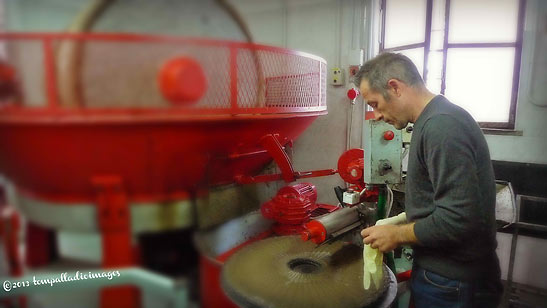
[221, 235, 389, 308]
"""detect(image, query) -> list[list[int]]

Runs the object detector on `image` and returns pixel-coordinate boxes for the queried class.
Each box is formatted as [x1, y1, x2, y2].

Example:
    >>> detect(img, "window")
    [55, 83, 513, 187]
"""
[380, 0, 525, 129]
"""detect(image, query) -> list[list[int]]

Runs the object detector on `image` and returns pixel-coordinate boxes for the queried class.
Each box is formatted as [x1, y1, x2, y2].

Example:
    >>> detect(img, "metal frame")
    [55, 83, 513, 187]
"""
[380, 0, 433, 83]
[503, 194, 547, 307]
[380, 0, 526, 129]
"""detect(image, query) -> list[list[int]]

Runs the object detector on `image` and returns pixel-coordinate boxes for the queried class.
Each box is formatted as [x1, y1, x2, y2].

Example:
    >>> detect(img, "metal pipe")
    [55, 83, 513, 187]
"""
[0, 267, 187, 307]
[315, 206, 360, 235]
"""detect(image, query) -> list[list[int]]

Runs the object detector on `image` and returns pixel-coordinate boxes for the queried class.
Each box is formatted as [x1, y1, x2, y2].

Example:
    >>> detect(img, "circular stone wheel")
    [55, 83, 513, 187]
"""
[221, 235, 389, 308]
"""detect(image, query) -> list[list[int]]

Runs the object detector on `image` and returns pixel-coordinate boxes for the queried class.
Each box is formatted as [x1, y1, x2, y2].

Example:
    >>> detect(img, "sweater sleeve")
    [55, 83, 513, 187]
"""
[412, 115, 483, 247]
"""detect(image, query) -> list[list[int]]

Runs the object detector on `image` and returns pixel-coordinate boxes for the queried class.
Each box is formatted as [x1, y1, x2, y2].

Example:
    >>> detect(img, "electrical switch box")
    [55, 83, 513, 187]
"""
[363, 120, 402, 184]
[330, 67, 344, 86]
[343, 190, 361, 205]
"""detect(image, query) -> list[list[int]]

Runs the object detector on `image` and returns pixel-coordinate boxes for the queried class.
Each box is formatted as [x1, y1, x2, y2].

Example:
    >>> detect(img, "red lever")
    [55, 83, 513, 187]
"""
[384, 131, 394, 140]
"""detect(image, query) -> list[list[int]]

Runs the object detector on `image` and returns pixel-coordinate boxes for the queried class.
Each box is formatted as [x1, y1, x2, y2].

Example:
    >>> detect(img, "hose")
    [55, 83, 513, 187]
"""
[57, 0, 115, 108]
[385, 184, 394, 218]
[376, 186, 397, 281]
[376, 186, 386, 221]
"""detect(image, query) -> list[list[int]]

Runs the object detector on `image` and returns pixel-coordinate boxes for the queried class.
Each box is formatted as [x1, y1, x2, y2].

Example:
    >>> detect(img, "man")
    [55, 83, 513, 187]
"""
[356, 53, 502, 307]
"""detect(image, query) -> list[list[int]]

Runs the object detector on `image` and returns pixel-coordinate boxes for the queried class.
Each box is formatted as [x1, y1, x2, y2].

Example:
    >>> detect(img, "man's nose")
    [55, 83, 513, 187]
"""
[373, 109, 383, 121]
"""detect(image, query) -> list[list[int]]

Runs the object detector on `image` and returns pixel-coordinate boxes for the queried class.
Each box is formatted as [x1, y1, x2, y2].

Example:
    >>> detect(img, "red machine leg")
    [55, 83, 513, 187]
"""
[25, 222, 55, 268]
[0, 189, 27, 308]
[93, 176, 140, 308]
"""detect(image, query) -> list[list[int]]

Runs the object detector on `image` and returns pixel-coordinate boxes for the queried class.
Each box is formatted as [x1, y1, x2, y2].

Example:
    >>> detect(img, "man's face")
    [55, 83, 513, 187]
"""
[359, 79, 408, 130]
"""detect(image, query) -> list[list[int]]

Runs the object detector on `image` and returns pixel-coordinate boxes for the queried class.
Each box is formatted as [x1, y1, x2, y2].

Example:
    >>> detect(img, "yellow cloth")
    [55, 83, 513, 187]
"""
[363, 212, 407, 290]
[375, 212, 407, 226]
[363, 244, 383, 290]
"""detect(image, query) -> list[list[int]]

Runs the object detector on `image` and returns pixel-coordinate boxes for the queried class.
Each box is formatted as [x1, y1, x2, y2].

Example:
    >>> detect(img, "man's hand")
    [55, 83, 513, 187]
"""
[361, 222, 418, 253]
[361, 225, 401, 252]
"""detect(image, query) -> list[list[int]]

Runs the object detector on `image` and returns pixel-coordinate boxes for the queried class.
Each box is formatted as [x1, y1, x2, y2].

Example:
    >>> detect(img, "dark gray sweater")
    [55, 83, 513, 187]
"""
[405, 95, 500, 281]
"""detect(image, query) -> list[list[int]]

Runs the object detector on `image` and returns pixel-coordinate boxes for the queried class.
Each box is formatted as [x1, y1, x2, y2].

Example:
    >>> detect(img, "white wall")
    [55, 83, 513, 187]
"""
[233, 0, 547, 199]
[485, 0, 547, 164]
[3, 0, 246, 40]
[231, 0, 368, 204]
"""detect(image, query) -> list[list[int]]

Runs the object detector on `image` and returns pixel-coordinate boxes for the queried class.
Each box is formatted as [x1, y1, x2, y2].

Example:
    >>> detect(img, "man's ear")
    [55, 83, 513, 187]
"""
[387, 79, 401, 97]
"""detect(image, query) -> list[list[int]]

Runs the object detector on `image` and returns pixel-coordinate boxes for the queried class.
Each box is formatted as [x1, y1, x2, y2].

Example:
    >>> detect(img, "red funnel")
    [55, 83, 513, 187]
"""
[0, 32, 327, 203]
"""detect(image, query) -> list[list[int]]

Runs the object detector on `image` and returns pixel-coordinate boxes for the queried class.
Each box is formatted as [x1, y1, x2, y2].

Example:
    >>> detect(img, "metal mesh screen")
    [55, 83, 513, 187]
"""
[321, 62, 327, 107]
[0, 39, 45, 107]
[81, 41, 232, 109]
[0, 34, 326, 114]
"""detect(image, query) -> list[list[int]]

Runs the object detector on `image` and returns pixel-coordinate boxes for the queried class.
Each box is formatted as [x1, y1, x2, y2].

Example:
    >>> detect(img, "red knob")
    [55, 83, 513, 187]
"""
[347, 88, 360, 100]
[158, 57, 207, 105]
[384, 130, 395, 140]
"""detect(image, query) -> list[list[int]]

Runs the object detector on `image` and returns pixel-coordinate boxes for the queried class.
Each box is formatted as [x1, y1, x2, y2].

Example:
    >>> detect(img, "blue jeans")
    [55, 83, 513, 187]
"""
[410, 265, 502, 308]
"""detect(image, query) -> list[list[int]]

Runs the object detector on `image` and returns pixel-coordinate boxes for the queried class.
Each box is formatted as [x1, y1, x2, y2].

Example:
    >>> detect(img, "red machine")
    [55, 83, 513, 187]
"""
[198, 147, 374, 308]
[0, 32, 328, 308]
[258, 148, 379, 245]
[261, 183, 338, 235]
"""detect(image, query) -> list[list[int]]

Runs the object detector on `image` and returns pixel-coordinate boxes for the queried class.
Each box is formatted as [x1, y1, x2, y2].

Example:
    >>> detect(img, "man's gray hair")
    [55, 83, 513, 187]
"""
[354, 52, 424, 100]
